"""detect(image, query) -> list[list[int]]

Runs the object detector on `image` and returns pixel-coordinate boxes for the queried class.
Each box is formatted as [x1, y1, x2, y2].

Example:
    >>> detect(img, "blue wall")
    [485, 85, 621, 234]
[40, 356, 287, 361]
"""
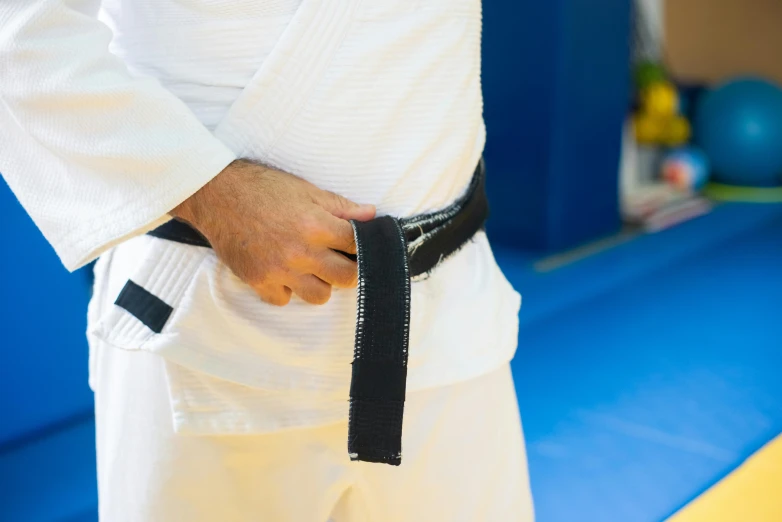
[0, 181, 93, 447]
[482, 0, 631, 252]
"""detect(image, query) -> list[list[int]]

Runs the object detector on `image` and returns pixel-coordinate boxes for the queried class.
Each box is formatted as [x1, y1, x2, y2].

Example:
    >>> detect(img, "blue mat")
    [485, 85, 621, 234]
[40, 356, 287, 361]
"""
[0, 418, 97, 522]
[499, 204, 782, 522]
[0, 183, 93, 446]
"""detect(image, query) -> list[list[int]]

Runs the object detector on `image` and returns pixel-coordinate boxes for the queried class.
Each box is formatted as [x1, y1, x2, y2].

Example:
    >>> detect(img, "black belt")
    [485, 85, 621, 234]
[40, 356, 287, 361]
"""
[146, 160, 488, 465]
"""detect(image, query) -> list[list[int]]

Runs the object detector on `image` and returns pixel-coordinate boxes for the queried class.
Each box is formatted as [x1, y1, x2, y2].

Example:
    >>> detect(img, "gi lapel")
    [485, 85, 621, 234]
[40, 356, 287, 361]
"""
[213, 0, 363, 161]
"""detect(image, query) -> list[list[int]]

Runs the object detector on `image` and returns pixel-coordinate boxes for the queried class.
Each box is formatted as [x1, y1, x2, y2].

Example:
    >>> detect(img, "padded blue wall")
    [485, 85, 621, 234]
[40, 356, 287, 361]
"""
[482, 0, 631, 252]
[0, 180, 93, 446]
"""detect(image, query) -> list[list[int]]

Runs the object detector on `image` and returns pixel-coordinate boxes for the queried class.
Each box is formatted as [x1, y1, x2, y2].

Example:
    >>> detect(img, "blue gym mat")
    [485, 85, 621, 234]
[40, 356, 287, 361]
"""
[499, 203, 782, 522]
[1, 203, 781, 522]
[0, 418, 97, 522]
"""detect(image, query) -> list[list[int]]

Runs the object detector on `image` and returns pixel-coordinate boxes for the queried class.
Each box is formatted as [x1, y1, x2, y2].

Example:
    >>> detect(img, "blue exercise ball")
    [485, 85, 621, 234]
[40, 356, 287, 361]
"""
[694, 77, 782, 187]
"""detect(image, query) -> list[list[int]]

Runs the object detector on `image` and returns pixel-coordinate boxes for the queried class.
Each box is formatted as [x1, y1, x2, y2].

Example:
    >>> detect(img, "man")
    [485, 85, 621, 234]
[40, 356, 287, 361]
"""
[0, 0, 534, 520]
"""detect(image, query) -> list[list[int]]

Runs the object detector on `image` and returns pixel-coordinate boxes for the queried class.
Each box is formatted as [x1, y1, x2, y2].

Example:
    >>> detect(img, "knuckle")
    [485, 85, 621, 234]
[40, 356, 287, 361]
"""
[341, 267, 358, 287]
[260, 288, 291, 307]
[246, 270, 269, 288]
[311, 256, 327, 274]
[247, 264, 286, 288]
[268, 263, 292, 281]
[303, 284, 331, 305]
[328, 263, 356, 287]
[299, 214, 322, 239]
[341, 233, 356, 251]
[283, 243, 309, 265]
[329, 193, 348, 209]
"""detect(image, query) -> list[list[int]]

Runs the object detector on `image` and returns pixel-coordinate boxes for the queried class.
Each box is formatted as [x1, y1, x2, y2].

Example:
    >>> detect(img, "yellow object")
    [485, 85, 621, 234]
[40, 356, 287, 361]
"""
[642, 81, 679, 118]
[662, 116, 691, 146]
[633, 82, 689, 145]
[633, 114, 664, 144]
[668, 435, 782, 522]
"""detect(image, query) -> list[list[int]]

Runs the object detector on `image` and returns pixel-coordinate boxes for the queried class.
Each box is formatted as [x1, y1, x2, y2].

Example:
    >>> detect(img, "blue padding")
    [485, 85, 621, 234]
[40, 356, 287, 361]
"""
[0, 181, 94, 445]
[482, 0, 630, 251]
[0, 417, 97, 522]
[62, 509, 99, 522]
[500, 204, 782, 521]
[503, 204, 782, 329]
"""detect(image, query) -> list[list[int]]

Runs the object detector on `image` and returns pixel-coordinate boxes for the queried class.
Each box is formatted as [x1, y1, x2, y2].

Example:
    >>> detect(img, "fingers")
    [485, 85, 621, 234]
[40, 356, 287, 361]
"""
[253, 284, 292, 307]
[287, 275, 332, 305]
[310, 251, 358, 288]
[252, 251, 356, 306]
[256, 265, 350, 306]
[306, 210, 357, 255]
[312, 189, 376, 222]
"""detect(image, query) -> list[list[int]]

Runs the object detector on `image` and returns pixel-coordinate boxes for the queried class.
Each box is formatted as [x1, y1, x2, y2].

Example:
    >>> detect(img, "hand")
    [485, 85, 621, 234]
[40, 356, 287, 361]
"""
[172, 159, 375, 306]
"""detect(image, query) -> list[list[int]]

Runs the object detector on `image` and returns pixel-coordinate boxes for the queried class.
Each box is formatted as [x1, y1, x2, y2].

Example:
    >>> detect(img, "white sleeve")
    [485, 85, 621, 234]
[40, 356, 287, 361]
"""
[0, 0, 237, 271]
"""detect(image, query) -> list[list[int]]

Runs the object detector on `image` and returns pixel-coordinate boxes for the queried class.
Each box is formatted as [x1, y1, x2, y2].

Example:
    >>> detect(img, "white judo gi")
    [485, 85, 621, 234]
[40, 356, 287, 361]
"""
[0, 0, 534, 520]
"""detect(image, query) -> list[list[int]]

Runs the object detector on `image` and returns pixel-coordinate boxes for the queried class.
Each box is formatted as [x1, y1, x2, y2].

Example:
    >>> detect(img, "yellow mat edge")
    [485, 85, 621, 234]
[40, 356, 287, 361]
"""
[667, 434, 782, 522]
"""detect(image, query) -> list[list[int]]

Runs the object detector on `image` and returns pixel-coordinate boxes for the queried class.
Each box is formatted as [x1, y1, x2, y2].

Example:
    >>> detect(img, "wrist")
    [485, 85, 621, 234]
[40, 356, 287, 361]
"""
[171, 186, 206, 229]
[171, 160, 238, 232]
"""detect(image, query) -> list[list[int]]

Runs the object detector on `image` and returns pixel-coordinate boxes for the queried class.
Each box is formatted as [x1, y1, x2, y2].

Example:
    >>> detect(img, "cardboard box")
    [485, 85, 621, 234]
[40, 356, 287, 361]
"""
[665, 0, 782, 86]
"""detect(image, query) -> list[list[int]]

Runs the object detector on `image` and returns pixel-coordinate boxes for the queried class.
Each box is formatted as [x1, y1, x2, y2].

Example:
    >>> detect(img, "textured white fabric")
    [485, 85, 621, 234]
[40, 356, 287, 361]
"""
[0, 0, 238, 270]
[88, 231, 521, 434]
[94, 344, 535, 522]
[4, 0, 522, 433]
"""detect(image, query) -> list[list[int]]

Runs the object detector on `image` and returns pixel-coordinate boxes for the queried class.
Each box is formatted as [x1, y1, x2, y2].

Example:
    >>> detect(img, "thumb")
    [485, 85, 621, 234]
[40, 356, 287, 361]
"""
[315, 190, 376, 222]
